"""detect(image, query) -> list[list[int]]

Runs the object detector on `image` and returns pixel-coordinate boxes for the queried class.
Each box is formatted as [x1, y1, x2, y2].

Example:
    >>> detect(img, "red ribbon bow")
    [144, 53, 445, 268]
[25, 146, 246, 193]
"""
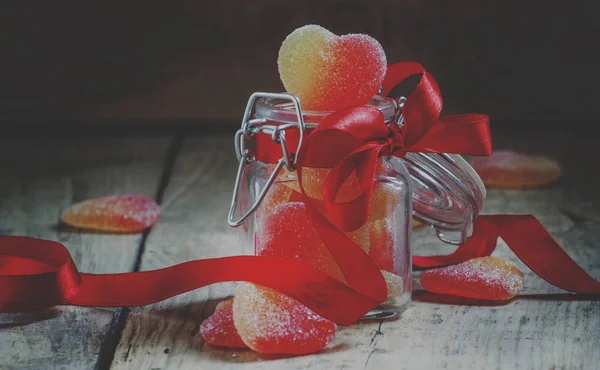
[1, 62, 598, 327]
[295, 104, 491, 232]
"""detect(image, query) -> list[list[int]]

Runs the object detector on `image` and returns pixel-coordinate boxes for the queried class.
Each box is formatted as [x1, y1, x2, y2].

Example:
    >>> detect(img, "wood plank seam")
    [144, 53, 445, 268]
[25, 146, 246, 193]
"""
[95, 136, 185, 370]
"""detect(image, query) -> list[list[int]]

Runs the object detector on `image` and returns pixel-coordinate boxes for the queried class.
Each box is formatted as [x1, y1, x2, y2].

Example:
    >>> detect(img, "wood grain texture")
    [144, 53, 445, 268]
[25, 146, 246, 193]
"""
[111, 136, 242, 369]
[111, 134, 600, 369]
[0, 137, 170, 370]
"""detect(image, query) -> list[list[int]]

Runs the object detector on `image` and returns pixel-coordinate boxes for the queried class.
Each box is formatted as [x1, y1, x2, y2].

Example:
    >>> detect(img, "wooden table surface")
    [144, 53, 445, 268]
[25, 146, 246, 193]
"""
[0, 130, 599, 370]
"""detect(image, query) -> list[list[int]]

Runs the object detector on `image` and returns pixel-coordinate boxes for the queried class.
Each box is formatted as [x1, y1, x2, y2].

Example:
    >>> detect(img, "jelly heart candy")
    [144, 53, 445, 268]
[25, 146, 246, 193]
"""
[257, 182, 293, 216]
[258, 202, 345, 282]
[200, 299, 247, 348]
[381, 270, 403, 297]
[233, 283, 336, 355]
[266, 178, 371, 252]
[369, 183, 401, 222]
[60, 194, 160, 233]
[345, 221, 370, 253]
[420, 256, 524, 300]
[368, 218, 395, 272]
[278, 24, 387, 111]
[279, 167, 361, 202]
[470, 150, 562, 189]
[280, 167, 398, 222]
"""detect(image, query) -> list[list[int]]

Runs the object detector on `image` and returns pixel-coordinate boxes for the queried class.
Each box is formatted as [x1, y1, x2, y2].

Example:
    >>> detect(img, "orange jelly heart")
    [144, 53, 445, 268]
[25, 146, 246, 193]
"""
[233, 283, 336, 355]
[278, 24, 387, 111]
[279, 166, 361, 202]
[200, 299, 247, 348]
[368, 217, 396, 272]
[420, 256, 524, 300]
[381, 270, 403, 298]
[60, 194, 160, 233]
[257, 181, 293, 216]
[470, 150, 562, 189]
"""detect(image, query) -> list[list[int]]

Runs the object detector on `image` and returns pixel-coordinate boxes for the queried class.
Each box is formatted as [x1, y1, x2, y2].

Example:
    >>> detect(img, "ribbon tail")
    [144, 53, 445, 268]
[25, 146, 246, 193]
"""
[0, 235, 382, 325]
[70, 256, 380, 325]
[413, 214, 600, 295]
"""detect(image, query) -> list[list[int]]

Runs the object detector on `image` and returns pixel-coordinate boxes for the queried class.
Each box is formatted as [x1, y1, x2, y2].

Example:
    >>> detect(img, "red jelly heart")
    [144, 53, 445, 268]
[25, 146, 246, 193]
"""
[278, 24, 387, 111]
[258, 201, 346, 282]
[233, 283, 336, 355]
[420, 256, 525, 300]
[60, 194, 160, 233]
[470, 150, 562, 189]
[200, 299, 247, 348]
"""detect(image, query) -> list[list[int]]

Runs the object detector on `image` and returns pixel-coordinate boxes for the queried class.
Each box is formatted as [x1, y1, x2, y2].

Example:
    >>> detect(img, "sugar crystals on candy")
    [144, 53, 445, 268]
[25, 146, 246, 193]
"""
[368, 218, 396, 272]
[381, 270, 403, 298]
[278, 24, 387, 111]
[200, 299, 247, 348]
[258, 202, 346, 282]
[232, 283, 336, 355]
[60, 194, 160, 233]
[420, 256, 524, 300]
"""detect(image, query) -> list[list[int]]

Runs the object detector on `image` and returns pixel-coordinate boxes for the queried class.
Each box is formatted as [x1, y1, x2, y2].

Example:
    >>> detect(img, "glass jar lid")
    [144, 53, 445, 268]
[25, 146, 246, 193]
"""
[254, 94, 486, 245]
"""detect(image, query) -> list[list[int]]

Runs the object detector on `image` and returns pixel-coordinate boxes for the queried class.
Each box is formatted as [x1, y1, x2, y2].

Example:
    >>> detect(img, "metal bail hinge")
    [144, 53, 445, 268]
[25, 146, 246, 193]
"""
[228, 92, 306, 227]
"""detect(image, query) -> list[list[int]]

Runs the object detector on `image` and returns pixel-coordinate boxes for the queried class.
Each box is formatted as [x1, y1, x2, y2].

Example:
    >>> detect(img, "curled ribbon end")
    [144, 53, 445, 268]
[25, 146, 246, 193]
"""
[0, 236, 81, 312]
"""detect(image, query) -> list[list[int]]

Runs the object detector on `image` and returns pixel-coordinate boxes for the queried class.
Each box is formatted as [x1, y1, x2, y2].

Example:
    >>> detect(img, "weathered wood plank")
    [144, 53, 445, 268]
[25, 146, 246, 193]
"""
[110, 136, 241, 369]
[112, 134, 600, 369]
[0, 137, 171, 370]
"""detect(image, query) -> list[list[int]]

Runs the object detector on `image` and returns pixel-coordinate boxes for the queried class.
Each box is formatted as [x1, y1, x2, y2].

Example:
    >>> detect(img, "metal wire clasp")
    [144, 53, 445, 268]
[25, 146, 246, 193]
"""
[228, 92, 305, 227]
[394, 96, 407, 127]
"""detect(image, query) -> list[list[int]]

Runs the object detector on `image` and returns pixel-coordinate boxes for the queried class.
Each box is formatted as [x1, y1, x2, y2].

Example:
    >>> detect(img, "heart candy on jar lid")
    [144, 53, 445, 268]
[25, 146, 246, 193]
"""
[278, 24, 387, 111]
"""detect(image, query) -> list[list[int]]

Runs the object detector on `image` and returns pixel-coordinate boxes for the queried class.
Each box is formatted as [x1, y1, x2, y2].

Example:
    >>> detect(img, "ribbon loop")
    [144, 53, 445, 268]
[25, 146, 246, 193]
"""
[0, 236, 81, 312]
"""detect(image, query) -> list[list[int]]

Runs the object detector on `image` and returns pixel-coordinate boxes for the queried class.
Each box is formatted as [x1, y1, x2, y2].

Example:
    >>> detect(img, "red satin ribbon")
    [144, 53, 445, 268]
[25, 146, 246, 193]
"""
[413, 215, 600, 294]
[1, 62, 598, 325]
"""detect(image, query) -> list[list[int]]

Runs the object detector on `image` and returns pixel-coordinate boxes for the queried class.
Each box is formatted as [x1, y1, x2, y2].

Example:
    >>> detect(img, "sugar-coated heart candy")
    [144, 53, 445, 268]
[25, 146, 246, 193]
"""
[258, 202, 345, 282]
[368, 218, 395, 272]
[233, 283, 336, 355]
[280, 167, 399, 222]
[420, 256, 524, 300]
[200, 299, 247, 348]
[278, 24, 387, 111]
[345, 221, 370, 253]
[257, 182, 293, 217]
[60, 194, 160, 233]
[262, 179, 371, 253]
[381, 270, 403, 297]
[279, 166, 361, 202]
[470, 150, 562, 189]
[369, 183, 401, 222]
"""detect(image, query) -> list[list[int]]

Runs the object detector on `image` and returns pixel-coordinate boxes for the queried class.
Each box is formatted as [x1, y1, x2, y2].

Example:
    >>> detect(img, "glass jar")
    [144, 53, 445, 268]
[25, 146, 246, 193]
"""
[229, 92, 486, 320]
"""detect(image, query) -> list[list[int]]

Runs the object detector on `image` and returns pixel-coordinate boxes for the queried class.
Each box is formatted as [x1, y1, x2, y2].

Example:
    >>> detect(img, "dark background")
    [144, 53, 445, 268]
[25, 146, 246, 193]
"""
[1, 1, 598, 133]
